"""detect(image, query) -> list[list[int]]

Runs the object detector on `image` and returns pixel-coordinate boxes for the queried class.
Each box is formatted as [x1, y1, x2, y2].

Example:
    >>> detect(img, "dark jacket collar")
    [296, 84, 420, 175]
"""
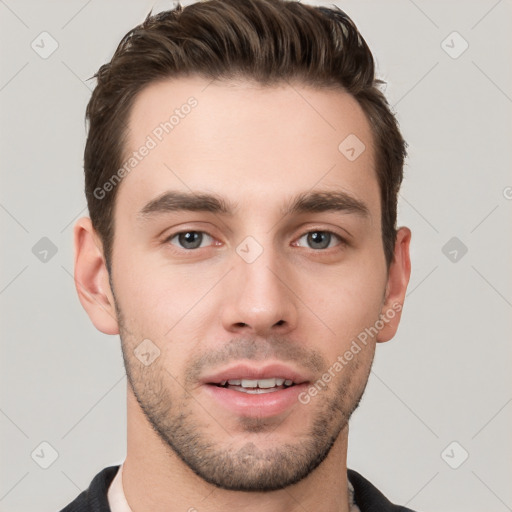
[347, 469, 418, 511]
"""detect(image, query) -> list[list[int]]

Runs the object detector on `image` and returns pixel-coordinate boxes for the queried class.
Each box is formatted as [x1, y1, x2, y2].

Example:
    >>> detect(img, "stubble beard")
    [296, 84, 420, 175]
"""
[115, 298, 374, 491]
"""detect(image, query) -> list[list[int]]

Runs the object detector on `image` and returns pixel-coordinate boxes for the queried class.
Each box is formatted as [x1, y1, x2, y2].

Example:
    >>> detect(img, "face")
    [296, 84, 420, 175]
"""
[85, 77, 409, 491]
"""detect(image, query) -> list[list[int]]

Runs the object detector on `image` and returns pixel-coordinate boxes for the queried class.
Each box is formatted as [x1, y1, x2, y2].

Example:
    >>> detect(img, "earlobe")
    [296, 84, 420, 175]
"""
[376, 226, 411, 343]
[73, 216, 119, 335]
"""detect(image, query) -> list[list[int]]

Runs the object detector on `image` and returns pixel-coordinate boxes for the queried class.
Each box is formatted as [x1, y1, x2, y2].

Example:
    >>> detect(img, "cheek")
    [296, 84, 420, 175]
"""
[307, 266, 387, 345]
[113, 250, 222, 359]
[113, 247, 188, 313]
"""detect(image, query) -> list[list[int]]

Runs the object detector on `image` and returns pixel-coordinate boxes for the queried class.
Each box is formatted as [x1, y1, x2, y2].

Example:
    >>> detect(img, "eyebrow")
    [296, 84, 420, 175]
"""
[136, 189, 370, 222]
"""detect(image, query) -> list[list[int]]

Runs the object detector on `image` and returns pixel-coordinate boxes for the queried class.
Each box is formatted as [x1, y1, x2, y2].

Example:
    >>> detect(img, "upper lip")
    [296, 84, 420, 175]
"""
[201, 362, 312, 385]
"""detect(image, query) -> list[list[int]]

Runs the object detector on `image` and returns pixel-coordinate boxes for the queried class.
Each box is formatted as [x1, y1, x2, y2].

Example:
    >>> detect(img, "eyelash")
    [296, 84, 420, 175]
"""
[164, 229, 348, 252]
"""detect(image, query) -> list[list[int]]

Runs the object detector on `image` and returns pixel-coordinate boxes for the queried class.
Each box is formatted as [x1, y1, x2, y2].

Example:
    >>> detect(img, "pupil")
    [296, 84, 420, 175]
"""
[179, 232, 202, 249]
[308, 231, 330, 249]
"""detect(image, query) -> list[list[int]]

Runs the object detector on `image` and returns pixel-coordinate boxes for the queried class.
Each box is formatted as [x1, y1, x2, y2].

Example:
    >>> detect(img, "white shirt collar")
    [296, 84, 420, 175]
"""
[107, 462, 133, 512]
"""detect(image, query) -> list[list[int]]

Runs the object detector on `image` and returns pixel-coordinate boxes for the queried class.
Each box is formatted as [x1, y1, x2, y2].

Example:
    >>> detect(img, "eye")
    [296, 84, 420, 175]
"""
[167, 231, 215, 250]
[294, 231, 344, 250]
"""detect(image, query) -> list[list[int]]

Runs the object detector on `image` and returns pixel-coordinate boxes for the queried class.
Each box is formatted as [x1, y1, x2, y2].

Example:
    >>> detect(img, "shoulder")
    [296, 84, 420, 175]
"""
[348, 468, 420, 512]
[58, 465, 119, 512]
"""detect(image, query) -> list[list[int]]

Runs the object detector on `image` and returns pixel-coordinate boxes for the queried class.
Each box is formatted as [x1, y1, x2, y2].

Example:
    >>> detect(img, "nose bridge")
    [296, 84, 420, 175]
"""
[222, 235, 297, 334]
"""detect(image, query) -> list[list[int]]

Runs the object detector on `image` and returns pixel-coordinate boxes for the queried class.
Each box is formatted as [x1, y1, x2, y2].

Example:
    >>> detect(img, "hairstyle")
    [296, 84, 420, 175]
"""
[84, 0, 407, 274]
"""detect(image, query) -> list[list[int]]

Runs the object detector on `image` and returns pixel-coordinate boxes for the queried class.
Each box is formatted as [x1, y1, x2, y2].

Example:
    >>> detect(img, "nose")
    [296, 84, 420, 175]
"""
[221, 245, 299, 337]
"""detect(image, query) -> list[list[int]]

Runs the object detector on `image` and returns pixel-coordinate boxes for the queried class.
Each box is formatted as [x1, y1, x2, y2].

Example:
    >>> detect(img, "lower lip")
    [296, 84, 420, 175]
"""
[203, 384, 308, 418]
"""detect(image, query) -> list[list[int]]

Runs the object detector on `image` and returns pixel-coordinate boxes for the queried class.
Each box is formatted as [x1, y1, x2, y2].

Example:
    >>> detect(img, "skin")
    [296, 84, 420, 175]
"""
[73, 76, 411, 512]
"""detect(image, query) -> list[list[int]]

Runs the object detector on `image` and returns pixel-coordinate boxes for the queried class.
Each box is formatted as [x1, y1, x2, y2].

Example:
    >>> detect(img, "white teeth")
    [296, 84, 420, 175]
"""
[237, 387, 280, 394]
[241, 379, 258, 388]
[256, 378, 276, 389]
[223, 378, 294, 388]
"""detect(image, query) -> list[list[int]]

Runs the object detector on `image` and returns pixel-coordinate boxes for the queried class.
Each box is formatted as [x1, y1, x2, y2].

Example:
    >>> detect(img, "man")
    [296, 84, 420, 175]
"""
[61, 0, 414, 510]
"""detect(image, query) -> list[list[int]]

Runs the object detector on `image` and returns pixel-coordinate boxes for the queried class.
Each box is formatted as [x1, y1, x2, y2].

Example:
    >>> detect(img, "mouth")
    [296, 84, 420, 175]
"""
[201, 363, 311, 417]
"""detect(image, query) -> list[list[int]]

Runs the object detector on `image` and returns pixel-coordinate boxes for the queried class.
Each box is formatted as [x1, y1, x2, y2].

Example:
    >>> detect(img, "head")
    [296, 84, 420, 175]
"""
[74, 0, 411, 493]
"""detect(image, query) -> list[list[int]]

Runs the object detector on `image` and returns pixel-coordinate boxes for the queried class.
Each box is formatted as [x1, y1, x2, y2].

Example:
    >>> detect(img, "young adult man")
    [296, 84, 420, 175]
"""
[61, 1, 414, 510]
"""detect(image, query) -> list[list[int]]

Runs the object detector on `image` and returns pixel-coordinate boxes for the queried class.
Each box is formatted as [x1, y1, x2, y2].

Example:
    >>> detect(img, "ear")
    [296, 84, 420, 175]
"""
[73, 216, 119, 335]
[376, 226, 411, 343]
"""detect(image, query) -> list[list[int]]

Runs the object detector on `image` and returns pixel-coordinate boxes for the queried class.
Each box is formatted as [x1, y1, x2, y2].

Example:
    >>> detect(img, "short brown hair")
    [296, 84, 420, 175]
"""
[84, 0, 407, 273]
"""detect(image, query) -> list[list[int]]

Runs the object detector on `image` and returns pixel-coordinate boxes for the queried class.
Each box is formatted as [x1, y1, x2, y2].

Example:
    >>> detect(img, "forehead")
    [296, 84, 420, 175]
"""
[117, 76, 378, 220]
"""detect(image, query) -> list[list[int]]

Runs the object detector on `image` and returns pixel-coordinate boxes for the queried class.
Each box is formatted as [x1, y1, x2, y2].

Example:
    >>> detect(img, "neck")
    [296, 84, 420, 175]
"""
[122, 386, 351, 512]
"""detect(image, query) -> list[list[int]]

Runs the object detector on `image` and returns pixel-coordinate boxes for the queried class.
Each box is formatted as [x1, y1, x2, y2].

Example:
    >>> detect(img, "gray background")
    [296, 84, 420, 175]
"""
[1, 0, 511, 511]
